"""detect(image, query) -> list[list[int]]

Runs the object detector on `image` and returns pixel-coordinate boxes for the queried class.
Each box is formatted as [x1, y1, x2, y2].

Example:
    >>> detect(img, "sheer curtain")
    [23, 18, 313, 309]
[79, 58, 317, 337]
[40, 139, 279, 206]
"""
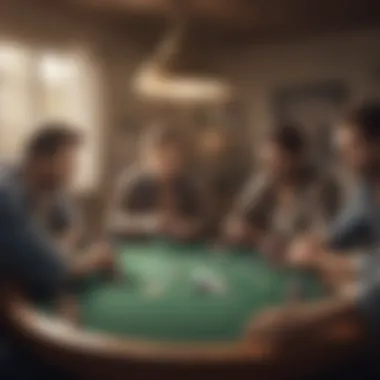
[0, 43, 33, 161]
[0, 42, 101, 191]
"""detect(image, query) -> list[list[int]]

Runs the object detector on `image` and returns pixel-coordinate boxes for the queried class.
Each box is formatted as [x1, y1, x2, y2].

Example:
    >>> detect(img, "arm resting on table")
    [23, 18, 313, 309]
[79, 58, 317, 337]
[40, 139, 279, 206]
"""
[0, 192, 68, 300]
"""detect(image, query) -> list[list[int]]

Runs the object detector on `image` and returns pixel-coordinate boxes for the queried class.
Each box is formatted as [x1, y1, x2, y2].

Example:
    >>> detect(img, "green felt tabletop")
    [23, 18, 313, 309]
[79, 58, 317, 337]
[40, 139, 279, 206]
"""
[71, 241, 325, 343]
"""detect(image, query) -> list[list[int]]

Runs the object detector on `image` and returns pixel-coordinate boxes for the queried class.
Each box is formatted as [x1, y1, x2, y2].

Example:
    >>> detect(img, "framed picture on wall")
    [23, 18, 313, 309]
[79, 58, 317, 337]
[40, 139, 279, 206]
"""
[273, 81, 348, 165]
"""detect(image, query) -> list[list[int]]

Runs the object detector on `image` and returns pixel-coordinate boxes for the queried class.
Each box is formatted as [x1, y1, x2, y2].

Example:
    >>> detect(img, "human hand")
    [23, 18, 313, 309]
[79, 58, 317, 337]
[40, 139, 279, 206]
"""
[222, 218, 248, 245]
[87, 241, 115, 271]
[287, 234, 323, 270]
[58, 294, 81, 326]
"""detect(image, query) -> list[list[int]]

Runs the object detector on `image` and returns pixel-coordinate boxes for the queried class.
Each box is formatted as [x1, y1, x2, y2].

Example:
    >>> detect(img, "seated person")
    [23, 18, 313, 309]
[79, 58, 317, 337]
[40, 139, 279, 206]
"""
[222, 124, 341, 255]
[108, 125, 202, 241]
[197, 128, 250, 238]
[0, 124, 114, 378]
[289, 103, 380, 288]
[247, 103, 380, 378]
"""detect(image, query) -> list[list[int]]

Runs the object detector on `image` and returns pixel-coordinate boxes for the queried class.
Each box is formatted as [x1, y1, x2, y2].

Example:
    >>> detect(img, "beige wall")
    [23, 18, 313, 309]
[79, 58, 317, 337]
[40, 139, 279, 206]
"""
[208, 29, 380, 155]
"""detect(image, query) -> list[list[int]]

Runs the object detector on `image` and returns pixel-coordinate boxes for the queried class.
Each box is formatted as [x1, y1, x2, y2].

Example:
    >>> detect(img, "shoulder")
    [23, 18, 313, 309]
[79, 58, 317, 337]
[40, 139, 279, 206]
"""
[53, 193, 76, 214]
[0, 165, 25, 211]
[0, 164, 18, 190]
[236, 173, 273, 211]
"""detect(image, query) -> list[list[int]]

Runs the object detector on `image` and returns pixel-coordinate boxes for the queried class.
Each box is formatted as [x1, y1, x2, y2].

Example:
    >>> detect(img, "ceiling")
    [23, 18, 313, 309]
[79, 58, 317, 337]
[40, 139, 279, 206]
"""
[63, 0, 380, 42]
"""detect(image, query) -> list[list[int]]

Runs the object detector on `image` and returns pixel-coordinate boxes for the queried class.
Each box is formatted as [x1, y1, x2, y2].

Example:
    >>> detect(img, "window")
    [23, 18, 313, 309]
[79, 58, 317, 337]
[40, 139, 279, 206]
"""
[0, 42, 101, 191]
[0, 43, 32, 160]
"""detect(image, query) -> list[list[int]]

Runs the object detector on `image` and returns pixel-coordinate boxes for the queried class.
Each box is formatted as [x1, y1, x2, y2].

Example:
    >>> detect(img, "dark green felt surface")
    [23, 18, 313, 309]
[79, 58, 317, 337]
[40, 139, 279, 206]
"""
[75, 241, 324, 342]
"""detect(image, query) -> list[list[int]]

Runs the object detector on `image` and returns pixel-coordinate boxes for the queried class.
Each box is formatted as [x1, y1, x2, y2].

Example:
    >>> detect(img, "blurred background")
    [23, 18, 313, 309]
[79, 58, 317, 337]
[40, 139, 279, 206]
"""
[1, 0, 380, 237]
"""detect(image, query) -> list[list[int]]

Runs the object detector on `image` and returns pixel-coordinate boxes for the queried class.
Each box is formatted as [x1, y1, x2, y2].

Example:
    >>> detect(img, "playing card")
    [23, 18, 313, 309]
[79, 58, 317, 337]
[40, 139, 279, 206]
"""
[144, 281, 165, 299]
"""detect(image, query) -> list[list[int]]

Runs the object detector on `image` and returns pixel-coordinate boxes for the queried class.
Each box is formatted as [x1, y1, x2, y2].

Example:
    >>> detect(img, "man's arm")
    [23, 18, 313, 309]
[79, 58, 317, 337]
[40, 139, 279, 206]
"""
[306, 174, 343, 236]
[287, 234, 366, 290]
[222, 175, 270, 247]
[0, 191, 68, 300]
[316, 251, 366, 290]
[222, 214, 266, 247]
[54, 197, 83, 254]
[247, 249, 380, 365]
[58, 229, 81, 256]
[246, 295, 368, 375]
[247, 296, 364, 345]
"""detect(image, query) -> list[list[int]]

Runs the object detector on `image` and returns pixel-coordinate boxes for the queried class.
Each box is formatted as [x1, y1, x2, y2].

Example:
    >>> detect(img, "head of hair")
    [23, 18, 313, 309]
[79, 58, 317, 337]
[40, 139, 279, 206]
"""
[26, 122, 82, 160]
[270, 123, 306, 156]
[343, 102, 380, 144]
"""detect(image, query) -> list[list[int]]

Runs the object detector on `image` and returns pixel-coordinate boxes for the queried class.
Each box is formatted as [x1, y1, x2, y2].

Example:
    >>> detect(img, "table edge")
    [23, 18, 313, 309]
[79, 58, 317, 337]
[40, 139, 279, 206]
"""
[4, 291, 274, 365]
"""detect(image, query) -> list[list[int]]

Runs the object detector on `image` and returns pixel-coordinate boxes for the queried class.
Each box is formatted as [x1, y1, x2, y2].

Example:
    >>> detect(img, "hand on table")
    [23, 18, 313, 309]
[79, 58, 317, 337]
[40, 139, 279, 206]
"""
[58, 294, 81, 326]
[286, 234, 324, 270]
[222, 218, 250, 245]
[85, 241, 116, 273]
[86, 241, 127, 282]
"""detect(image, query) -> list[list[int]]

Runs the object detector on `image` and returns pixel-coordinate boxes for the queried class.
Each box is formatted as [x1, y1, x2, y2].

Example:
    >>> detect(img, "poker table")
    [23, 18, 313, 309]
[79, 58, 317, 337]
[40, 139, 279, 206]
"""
[4, 241, 363, 380]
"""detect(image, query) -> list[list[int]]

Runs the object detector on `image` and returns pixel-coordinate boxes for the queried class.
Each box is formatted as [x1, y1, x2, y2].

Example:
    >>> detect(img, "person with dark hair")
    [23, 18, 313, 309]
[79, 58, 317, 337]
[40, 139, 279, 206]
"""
[246, 103, 380, 379]
[108, 125, 203, 241]
[0, 122, 114, 378]
[22, 125, 82, 243]
[222, 123, 341, 256]
[288, 102, 380, 288]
